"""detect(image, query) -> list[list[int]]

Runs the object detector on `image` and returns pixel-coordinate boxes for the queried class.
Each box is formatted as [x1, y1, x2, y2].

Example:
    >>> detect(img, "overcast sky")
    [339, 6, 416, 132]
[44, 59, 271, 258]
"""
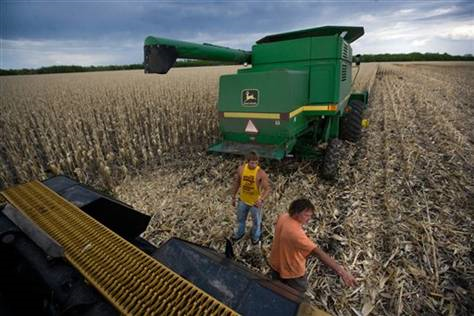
[1, 0, 473, 69]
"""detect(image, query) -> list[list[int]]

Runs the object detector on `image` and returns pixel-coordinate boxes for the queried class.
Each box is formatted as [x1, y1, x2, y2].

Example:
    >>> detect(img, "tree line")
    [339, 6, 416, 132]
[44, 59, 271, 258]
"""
[0, 60, 232, 76]
[360, 52, 473, 62]
[1, 53, 472, 76]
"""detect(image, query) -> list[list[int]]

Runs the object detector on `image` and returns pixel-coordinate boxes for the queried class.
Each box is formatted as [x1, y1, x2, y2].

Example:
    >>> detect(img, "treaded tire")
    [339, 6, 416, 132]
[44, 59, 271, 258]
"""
[321, 138, 343, 180]
[340, 100, 364, 142]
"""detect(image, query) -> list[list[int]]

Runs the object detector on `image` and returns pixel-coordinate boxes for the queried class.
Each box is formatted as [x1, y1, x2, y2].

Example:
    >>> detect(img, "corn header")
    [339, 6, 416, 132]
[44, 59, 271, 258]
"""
[0, 176, 330, 315]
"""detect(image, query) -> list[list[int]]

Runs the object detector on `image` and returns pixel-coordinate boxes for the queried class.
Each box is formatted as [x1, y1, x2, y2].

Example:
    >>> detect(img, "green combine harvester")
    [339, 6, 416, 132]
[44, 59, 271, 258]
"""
[144, 25, 368, 178]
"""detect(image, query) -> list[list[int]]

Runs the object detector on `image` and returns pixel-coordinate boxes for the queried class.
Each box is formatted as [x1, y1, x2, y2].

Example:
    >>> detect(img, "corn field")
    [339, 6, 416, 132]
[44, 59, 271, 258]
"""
[1, 63, 473, 315]
[0, 66, 237, 190]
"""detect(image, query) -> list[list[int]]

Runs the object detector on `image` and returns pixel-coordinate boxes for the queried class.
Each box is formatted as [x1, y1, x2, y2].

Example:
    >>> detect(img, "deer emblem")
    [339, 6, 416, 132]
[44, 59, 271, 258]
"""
[245, 91, 256, 102]
[242, 89, 258, 105]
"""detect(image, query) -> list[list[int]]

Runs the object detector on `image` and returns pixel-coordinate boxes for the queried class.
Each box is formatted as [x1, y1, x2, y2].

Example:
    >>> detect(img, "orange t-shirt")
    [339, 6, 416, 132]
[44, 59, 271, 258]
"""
[269, 213, 317, 279]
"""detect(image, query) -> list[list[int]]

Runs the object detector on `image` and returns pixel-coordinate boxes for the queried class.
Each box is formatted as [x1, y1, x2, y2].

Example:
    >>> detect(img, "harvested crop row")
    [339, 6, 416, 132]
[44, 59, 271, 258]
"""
[116, 63, 473, 315]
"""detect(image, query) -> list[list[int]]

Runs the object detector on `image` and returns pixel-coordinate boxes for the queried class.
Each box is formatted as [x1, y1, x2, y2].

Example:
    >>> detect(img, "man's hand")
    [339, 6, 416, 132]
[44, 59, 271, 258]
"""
[257, 170, 270, 209]
[232, 166, 243, 208]
[312, 247, 358, 288]
[338, 269, 357, 288]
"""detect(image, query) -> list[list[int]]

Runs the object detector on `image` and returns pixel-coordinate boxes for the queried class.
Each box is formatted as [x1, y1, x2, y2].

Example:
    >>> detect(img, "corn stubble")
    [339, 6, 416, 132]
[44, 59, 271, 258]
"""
[2, 63, 473, 315]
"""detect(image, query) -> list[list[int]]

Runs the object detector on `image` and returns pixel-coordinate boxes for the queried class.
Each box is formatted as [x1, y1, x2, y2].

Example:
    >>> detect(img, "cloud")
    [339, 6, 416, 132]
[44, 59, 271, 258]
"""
[415, 4, 472, 21]
[412, 39, 430, 47]
[186, 30, 268, 50]
[440, 25, 474, 40]
[425, 6, 458, 18]
[368, 22, 415, 41]
[1, 39, 141, 68]
[396, 9, 416, 16]
[359, 14, 376, 23]
[47, 53, 112, 66]
[1, 0, 473, 68]
[344, 0, 473, 55]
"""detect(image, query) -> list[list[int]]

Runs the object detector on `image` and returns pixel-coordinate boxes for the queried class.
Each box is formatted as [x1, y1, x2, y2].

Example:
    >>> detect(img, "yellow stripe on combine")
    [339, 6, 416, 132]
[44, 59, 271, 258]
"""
[222, 95, 351, 120]
[289, 104, 338, 118]
[223, 106, 336, 120]
[289, 95, 351, 118]
[223, 112, 280, 119]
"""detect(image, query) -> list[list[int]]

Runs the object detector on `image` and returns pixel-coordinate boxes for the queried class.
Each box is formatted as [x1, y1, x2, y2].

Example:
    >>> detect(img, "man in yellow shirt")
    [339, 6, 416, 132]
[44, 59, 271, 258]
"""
[231, 151, 270, 245]
[270, 198, 357, 292]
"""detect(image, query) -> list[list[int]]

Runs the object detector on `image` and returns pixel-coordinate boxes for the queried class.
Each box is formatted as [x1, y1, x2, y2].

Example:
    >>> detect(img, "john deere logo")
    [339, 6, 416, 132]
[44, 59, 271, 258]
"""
[242, 89, 259, 106]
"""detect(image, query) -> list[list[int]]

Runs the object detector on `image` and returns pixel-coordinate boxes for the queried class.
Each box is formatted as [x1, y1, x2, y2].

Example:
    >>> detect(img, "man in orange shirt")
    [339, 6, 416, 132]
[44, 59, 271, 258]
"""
[269, 198, 356, 292]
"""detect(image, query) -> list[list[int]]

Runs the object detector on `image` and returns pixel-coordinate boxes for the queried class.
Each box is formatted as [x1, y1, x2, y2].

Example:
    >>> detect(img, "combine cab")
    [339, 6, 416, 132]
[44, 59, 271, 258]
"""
[0, 176, 329, 315]
[144, 25, 369, 179]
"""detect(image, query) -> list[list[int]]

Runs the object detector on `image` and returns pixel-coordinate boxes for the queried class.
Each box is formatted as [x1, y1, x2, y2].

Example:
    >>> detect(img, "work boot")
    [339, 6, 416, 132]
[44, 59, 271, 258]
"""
[251, 238, 261, 246]
[231, 234, 244, 242]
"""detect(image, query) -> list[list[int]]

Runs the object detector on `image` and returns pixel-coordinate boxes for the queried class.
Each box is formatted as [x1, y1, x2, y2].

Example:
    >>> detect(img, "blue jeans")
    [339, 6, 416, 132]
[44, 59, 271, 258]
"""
[234, 200, 262, 242]
[270, 268, 307, 293]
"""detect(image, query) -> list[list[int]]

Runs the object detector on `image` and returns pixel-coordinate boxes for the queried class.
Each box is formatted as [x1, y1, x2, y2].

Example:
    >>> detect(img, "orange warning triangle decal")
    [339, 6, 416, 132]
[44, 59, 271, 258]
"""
[245, 120, 258, 134]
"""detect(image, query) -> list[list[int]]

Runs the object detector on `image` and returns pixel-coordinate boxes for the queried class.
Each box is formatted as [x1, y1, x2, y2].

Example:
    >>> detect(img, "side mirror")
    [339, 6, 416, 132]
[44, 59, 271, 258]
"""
[354, 54, 361, 66]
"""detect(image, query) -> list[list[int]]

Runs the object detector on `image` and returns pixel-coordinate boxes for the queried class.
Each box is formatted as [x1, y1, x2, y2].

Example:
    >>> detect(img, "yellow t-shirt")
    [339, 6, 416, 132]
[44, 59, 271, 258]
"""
[239, 163, 260, 206]
[269, 213, 317, 278]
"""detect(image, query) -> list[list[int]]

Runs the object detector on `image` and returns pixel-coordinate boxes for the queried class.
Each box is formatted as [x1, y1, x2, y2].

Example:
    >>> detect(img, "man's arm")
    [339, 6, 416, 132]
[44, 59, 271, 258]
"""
[256, 170, 271, 208]
[231, 166, 243, 206]
[312, 247, 357, 287]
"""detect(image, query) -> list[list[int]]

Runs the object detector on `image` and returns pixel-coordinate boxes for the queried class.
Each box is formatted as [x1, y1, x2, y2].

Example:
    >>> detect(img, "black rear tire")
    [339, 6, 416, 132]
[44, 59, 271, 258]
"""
[340, 100, 364, 142]
[321, 138, 343, 180]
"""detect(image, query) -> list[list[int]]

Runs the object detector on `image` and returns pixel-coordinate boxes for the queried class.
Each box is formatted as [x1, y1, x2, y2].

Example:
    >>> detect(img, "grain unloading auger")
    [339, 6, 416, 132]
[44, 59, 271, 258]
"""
[145, 25, 369, 179]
